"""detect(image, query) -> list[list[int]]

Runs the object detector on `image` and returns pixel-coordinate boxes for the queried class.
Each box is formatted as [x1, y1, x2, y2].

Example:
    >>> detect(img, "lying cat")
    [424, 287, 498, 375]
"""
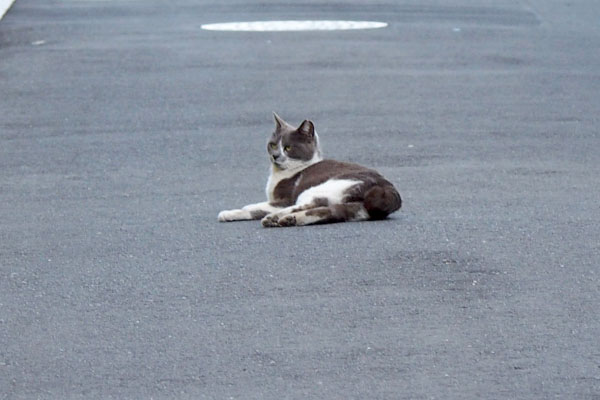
[218, 113, 402, 227]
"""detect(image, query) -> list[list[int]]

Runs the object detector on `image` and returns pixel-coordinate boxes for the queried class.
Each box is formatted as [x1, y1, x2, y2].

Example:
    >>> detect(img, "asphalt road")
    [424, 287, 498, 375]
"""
[1, 1, 600, 399]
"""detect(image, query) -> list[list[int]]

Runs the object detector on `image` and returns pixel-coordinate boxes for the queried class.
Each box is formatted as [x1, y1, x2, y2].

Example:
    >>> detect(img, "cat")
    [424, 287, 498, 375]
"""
[218, 113, 402, 227]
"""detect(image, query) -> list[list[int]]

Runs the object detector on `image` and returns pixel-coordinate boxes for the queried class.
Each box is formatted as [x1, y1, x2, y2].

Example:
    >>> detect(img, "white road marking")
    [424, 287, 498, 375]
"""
[0, 0, 16, 21]
[201, 20, 388, 32]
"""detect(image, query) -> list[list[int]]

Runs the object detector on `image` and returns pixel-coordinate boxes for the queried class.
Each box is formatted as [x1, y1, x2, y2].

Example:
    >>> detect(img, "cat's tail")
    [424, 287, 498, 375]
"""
[364, 184, 402, 220]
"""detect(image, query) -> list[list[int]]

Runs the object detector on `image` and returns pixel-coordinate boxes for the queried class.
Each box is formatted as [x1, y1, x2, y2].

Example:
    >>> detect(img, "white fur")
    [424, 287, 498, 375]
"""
[296, 179, 360, 206]
[218, 209, 251, 221]
[287, 211, 322, 226]
[218, 201, 281, 222]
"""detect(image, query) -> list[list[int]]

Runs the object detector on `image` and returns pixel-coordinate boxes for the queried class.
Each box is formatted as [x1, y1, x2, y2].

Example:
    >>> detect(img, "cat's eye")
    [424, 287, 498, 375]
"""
[269, 143, 277, 149]
[284, 145, 291, 152]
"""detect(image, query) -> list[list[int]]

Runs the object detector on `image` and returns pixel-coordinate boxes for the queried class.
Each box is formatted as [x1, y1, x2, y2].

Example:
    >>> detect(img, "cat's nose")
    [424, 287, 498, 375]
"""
[272, 153, 281, 161]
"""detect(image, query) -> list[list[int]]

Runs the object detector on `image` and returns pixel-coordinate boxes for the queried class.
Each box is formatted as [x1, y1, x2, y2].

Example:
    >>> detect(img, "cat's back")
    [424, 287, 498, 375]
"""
[270, 159, 393, 205]
[273, 160, 395, 211]
[301, 159, 387, 185]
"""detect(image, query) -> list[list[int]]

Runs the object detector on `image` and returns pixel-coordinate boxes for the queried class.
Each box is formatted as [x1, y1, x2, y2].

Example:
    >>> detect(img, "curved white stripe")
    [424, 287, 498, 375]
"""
[201, 20, 388, 32]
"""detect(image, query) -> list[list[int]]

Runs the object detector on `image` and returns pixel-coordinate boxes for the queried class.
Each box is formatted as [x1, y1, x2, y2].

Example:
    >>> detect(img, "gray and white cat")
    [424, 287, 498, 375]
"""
[218, 113, 402, 227]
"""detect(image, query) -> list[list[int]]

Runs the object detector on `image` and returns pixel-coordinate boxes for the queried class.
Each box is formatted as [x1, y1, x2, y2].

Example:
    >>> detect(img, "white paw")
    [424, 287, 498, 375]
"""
[218, 209, 245, 222]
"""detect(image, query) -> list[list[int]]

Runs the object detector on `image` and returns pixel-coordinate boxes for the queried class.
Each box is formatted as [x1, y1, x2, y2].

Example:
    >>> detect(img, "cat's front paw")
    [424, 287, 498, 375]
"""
[218, 209, 245, 222]
[262, 213, 297, 227]
[261, 214, 280, 227]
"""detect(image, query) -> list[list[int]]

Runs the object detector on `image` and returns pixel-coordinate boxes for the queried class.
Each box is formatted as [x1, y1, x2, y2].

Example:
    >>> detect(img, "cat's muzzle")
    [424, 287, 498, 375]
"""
[271, 155, 284, 167]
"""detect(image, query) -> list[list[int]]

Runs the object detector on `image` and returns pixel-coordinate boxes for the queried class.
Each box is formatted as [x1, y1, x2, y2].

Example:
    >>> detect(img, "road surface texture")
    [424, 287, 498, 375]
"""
[1, 1, 599, 399]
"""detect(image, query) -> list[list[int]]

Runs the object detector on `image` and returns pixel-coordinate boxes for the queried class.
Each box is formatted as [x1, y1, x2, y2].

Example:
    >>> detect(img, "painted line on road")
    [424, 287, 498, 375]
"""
[0, 0, 16, 21]
[201, 20, 388, 32]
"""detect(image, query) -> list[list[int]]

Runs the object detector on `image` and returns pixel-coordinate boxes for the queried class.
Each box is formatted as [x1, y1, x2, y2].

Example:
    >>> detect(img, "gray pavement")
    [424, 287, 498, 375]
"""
[1, 1, 600, 399]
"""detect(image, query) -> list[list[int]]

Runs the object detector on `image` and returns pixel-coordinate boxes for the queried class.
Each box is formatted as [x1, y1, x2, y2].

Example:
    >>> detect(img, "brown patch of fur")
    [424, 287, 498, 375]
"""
[363, 185, 402, 219]
[311, 197, 329, 207]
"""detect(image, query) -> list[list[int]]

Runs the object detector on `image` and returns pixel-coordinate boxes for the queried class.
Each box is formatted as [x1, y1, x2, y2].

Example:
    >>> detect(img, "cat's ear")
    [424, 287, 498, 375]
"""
[297, 120, 315, 138]
[273, 112, 289, 130]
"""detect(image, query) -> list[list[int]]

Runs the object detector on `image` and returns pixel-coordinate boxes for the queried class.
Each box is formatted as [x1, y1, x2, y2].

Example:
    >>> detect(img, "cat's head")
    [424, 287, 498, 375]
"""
[267, 113, 322, 171]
